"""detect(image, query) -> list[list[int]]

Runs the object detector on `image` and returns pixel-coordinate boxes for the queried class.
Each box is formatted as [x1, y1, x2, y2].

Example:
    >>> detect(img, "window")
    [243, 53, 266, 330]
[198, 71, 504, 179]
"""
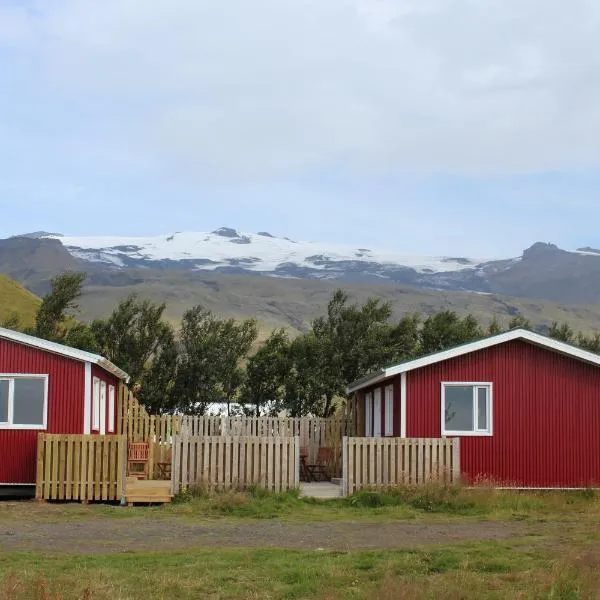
[442, 383, 492, 436]
[365, 392, 373, 436]
[92, 377, 100, 431]
[384, 385, 394, 436]
[0, 375, 48, 429]
[373, 388, 382, 437]
[108, 385, 115, 433]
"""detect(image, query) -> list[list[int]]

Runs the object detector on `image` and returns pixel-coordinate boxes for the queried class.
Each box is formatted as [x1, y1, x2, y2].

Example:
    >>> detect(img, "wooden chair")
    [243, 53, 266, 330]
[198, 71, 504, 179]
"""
[127, 441, 150, 479]
[155, 447, 172, 480]
[306, 447, 334, 482]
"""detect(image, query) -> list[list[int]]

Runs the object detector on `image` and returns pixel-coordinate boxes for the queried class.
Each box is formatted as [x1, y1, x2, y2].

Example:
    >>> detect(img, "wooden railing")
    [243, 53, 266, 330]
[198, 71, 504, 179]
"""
[342, 437, 461, 496]
[36, 434, 126, 501]
[171, 435, 299, 494]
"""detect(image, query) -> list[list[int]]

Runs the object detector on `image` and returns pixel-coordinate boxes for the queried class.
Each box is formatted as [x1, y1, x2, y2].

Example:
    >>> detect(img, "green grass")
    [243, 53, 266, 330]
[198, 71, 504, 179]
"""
[2, 541, 599, 600]
[0, 274, 40, 329]
[3, 487, 600, 598]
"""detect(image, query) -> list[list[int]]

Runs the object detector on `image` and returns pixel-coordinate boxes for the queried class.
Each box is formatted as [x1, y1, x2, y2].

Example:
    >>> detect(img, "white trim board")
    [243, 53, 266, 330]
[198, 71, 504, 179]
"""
[347, 328, 600, 393]
[0, 326, 129, 382]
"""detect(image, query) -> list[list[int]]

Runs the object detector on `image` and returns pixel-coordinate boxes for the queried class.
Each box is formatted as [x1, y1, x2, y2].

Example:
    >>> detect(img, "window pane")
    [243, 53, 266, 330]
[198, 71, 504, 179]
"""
[13, 378, 45, 426]
[0, 380, 8, 422]
[477, 388, 488, 430]
[444, 386, 473, 432]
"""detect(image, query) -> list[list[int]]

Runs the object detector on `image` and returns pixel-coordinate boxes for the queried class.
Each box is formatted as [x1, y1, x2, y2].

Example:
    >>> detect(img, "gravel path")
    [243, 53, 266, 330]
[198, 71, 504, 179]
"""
[0, 518, 520, 553]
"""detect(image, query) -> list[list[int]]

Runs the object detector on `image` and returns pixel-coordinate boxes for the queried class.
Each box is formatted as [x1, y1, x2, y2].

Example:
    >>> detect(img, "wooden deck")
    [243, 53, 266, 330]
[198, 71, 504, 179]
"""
[125, 477, 172, 505]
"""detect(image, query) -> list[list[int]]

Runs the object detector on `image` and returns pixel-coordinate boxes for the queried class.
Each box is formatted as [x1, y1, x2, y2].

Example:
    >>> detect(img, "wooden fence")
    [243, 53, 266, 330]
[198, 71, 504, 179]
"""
[36, 434, 126, 501]
[171, 435, 299, 494]
[179, 416, 352, 477]
[117, 386, 353, 478]
[342, 437, 461, 496]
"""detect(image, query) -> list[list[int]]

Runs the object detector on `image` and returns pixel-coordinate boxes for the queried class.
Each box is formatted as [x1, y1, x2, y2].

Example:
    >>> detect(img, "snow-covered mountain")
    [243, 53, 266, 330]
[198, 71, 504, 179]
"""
[8, 230, 600, 304]
[42, 227, 492, 289]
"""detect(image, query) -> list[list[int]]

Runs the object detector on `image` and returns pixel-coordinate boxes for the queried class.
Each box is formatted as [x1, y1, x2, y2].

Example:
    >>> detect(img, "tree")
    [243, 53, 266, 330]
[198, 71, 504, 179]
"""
[508, 315, 532, 330]
[32, 272, 93, 345]
[419, 311, 482, 354]
[174, 306, 257, 415]
[487, 316, 503, 336]
[1, 312, 22, 331]
[548, 322, 575, 343]
[241, 329, 291, 416]
[578, 332, 600, 353]
[91, 295, 177, 413]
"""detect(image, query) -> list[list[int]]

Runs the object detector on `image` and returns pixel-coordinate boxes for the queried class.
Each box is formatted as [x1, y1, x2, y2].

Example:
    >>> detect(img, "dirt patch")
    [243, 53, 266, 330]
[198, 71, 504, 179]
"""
[0, 516, 520, 553]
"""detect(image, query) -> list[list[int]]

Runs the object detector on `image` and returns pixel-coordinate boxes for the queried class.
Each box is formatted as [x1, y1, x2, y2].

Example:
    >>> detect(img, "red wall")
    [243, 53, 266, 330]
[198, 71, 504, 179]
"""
[407, 340, 600, 487]
[90, 365, 120, 434]
[0, 339, 85, 484]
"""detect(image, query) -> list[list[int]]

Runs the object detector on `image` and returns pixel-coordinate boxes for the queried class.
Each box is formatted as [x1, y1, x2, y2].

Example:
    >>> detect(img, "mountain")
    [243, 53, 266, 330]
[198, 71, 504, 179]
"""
[0, 274, 40, 328]
[31, 229, 600, 304]
[4, 229, 600, 337]
[0, 236, 82, 295]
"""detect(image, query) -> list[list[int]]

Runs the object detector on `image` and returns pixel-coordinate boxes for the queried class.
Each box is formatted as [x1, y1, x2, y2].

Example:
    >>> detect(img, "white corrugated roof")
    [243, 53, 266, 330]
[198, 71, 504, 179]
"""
[347, 328, 600, 393]
[0, 326, 129, 382]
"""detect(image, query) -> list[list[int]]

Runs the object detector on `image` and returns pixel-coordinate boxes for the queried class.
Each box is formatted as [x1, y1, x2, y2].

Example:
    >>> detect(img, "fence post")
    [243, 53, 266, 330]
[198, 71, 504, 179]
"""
[295, 436, 300, 489]
[341, 436, 348, 497]
[452, 437, 460, 483]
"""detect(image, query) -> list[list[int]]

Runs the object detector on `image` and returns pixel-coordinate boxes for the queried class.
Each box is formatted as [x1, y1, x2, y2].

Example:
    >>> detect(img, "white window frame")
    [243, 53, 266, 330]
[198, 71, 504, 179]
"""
[107, 385, 115, 433]
[373, 388, 382, 438]
[92, 377, 100, 431]
[384, 384, 394, 436]
[441, 382, 493, 437]
[0, 374, 48, 430]
[364, 391, 373, 437]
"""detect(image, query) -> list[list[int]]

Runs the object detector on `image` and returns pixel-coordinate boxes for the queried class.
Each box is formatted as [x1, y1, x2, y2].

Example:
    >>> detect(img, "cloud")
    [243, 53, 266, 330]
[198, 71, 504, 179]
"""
[1, 0, 600, 180]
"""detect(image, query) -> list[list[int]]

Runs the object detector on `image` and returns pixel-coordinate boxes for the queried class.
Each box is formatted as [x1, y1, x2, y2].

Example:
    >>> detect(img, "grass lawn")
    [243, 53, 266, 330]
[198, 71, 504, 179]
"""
[2, 486, 600, 599]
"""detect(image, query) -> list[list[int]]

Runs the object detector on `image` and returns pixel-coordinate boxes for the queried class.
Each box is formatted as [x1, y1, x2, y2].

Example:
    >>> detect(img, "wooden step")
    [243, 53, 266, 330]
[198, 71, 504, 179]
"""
[125, 477, 172, 505]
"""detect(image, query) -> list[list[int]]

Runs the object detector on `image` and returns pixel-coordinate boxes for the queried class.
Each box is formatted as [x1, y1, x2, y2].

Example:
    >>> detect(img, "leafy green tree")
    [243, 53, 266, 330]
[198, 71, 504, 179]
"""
[578, 332, 600, 353]
[33, 272, 87, 342]
[241, 328, 291, 416]
[548, 322, 575, 343]
[508, 315, 532, 330]
[174, 306, 257, 415]
[487, 316, 503, 335]
[419, 311, 482, 354]
[284, 333, 334, 416]
[1, 312, 22, 331]
[91, 295, 177, 413]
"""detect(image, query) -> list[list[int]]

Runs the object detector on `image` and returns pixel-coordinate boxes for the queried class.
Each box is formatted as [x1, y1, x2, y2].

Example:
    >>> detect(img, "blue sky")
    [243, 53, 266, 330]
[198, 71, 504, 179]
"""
[0, 0, 599, 257]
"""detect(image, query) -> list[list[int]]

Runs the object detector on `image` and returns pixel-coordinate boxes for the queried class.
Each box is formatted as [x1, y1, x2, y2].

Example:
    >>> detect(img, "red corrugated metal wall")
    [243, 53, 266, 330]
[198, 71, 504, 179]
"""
[407, 340, 600, 487]
[90, 365, 120, 434]
[0, 339, 85, 484]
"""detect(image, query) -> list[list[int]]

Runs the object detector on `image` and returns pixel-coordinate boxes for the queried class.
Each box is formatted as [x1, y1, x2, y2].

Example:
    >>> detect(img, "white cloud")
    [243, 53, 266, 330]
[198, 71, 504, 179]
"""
[2, 0, 600, 179]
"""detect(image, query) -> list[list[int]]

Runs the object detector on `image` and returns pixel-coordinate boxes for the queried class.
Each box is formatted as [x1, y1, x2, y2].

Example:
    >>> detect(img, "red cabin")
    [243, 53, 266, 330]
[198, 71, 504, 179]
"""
[0, 327, 129, 488]
[348, 328, 600, 488]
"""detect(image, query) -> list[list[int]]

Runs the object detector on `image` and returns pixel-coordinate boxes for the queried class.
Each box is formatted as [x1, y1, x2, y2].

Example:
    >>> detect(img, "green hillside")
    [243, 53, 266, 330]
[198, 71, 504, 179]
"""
[0, 274, 40, 329]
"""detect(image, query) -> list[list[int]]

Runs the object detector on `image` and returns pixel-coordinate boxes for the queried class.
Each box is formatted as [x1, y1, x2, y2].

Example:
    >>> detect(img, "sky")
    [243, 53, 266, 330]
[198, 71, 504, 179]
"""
[0, 0, 599, 258]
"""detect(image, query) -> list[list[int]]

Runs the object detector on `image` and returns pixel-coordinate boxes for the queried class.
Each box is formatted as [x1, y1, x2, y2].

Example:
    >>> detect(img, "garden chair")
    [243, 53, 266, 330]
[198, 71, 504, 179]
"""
[127, 441, 150, 479]
[306, 447, 334, 481]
